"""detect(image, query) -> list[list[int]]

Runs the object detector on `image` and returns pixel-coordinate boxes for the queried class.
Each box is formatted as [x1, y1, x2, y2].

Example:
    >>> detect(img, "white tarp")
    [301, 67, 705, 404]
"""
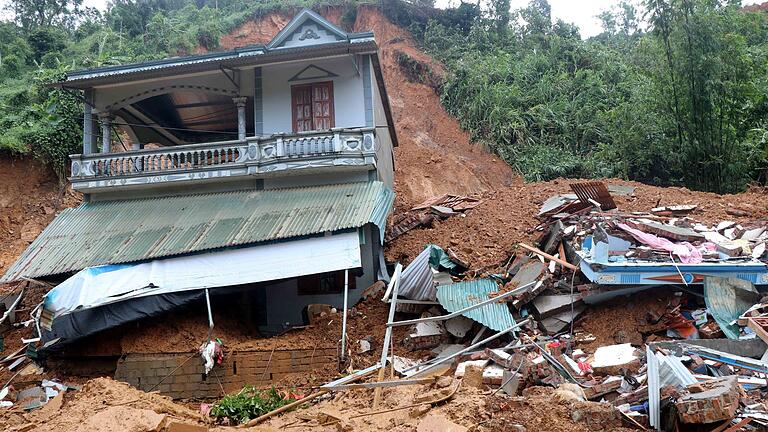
[44, 232, 362, 319]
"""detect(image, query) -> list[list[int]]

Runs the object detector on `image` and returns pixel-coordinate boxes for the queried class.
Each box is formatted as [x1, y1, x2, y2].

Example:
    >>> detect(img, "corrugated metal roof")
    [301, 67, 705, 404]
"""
[436, 279, 516, 332]
[63, 35, 375, 84]
[1, 181, 394, 282]
[398, 247, 435, 301]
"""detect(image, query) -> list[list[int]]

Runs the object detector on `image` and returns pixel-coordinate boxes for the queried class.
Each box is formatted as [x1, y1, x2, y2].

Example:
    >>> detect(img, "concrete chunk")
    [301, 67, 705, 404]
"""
[532, 294, 583, 319]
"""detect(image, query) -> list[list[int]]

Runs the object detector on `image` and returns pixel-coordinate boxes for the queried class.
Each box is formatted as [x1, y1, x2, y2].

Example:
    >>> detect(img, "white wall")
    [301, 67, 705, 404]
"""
[261, 56, 366, 135]
[257, 227, 377, 335]
[371, 61, 395, 188]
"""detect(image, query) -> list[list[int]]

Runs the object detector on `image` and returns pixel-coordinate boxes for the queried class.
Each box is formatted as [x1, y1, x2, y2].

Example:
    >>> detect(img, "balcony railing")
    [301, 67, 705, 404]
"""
[69, 128, 377, 191]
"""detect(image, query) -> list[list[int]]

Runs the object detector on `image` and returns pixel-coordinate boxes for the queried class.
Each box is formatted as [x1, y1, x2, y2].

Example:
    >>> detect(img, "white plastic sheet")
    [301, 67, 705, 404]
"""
[44, 232, 362, 318]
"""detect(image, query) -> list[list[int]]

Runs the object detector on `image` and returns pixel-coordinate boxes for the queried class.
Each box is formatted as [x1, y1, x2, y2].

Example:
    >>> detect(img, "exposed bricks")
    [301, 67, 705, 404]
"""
[676, 376, 742, 424]
[114, 349, 337, 399]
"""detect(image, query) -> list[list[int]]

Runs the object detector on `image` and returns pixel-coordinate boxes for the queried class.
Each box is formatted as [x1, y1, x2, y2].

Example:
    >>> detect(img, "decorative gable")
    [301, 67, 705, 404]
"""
[268, 8, 348, 50]
[288, 64, 339, 82]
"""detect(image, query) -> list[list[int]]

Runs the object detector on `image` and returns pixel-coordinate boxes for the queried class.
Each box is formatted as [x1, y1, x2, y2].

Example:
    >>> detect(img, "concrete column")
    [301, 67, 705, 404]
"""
[99, 112, 112, 153]
[233, 97, 247, 141]
[82, 90, 96, 154]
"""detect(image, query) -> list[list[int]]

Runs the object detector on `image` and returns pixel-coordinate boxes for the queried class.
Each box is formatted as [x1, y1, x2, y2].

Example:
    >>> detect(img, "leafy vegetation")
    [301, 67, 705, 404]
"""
[210, 386, 295, 424]
[410, 0, 768, 192]
[0, 0, 365, 180]
[0, 0, 766, 192]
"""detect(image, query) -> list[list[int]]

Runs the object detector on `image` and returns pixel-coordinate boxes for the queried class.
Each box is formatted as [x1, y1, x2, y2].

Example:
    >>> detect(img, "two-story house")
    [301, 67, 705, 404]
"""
[1, 9, 397, 344]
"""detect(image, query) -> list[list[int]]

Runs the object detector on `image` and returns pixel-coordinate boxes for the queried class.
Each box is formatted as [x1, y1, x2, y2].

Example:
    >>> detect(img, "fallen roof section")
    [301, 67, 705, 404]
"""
[1, 181, 394, 282]
[436, 279, 516, 332]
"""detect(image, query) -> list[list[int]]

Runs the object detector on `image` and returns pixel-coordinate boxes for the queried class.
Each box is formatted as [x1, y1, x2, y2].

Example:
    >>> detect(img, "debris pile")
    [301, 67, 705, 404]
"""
[386, 194, 482, 242]
[303, 180, 768, 431]
[2, 180, 768, 431]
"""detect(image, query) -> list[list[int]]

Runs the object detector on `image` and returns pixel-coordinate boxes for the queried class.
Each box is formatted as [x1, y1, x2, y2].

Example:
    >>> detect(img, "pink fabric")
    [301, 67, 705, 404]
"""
[617, 223, 703, 264]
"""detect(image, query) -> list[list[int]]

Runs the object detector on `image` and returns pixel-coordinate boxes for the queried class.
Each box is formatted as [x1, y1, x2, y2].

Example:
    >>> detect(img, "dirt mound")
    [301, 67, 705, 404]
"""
[0, 155, 81, 277]
[385, 178, 768, 272]
[112, 293, 426, 366]
[1, 377, 204, 432]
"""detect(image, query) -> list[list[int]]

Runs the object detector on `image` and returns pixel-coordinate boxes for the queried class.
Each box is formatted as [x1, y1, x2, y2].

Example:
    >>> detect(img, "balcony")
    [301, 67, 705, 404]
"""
[69, 128, 377, 193]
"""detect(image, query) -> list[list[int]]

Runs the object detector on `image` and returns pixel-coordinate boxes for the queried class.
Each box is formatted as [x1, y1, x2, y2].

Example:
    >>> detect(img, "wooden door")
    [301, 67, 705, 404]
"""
[312, 82, 334, 130]
[291, 81, 334, 132]
[292, 85, 313, 132]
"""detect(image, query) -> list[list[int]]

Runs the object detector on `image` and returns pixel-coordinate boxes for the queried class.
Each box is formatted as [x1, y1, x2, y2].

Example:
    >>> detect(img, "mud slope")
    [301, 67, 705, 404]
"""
[0, 155, 80, 276]
[218, 6, 517, 206]
[353, 6, 517, 205]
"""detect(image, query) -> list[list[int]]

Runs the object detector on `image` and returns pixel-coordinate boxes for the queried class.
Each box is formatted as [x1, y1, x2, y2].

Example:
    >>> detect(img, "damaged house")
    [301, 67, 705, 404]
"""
[1, 9, 396, 352]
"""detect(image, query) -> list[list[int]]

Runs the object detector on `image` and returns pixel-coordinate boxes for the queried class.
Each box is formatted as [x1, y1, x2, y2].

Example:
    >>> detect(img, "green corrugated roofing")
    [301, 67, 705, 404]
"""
[436, 279, 517, 332]
[1, 181, 394, 282]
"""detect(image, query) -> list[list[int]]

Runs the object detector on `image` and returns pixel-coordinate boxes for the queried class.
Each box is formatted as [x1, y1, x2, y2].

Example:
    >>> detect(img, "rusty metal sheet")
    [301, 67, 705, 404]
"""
[569, 181, 617, 211]
[411, 194, 482, 212]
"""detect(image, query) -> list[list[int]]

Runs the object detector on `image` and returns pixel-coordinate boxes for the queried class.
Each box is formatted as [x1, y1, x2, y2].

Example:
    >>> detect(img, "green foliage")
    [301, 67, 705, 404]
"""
[210, 386, 295, 425]
[1, 0, 766, 193]
[394, 50, 442, 90]
[419, 0, 768, 192]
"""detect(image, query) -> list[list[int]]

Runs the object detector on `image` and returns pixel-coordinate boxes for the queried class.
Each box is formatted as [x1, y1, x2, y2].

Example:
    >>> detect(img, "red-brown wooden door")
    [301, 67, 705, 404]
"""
[292, 81, 334, 132]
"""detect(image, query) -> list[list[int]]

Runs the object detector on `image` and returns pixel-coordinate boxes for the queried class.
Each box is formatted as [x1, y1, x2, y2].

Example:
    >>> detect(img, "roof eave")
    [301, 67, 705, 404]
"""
[61, 40, 378, 89]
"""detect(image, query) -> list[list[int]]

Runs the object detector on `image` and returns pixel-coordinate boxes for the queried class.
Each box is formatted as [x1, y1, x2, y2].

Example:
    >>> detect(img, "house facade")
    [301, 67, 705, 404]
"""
[1, 9, 397, 343]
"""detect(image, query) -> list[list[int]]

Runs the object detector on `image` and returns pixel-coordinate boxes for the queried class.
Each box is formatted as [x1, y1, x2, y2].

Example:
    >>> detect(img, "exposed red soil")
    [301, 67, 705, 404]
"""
[107, 293, 419, 361]
[354, 6, 518, 205]
[0, 377, 204, 432]
[0, 155, 81, 276]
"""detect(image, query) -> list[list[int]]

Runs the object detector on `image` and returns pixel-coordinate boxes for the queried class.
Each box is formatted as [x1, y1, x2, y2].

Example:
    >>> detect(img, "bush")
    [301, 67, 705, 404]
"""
[210, 386, 295, 425]
[394, 50, 442, 91]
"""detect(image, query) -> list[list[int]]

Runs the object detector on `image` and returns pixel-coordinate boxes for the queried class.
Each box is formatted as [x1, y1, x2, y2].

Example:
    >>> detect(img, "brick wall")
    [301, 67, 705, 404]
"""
[114, 348, 338, 399]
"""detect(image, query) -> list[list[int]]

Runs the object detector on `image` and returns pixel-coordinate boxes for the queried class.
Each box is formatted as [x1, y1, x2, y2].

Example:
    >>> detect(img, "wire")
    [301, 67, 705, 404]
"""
[669, 251, 689, 286]
[491, 352, 526, 396]
[569, 266, 577, 338]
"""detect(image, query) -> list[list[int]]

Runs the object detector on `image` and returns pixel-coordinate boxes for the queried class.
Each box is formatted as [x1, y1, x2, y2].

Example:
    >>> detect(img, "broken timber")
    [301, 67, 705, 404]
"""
[518, 243, 578, 271]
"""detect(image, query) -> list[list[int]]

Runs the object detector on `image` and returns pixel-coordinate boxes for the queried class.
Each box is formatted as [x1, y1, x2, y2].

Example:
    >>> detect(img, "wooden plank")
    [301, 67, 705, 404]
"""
[518, 243, 577, 271]
[747, 318, 768, 344]
[634, 220, 704, 242]
[722, 417, 753, 432]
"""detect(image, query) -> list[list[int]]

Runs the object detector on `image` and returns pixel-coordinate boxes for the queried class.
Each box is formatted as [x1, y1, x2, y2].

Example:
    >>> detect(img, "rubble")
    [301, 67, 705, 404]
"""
[676, 376, 742, 424]
[2, 178, 767, 431]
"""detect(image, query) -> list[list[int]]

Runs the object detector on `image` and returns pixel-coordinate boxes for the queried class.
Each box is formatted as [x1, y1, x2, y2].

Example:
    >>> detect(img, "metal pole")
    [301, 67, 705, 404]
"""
[380, 263, 402, 366]
[409, 319, 530, 378]
[205, 288, 214, 342]
[374, 263, 402, 407]
[340, 269, 349, 363]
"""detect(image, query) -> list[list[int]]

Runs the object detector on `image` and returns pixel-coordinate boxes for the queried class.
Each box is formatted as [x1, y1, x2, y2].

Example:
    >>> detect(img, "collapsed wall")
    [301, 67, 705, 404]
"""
[115, 349, 337, 399]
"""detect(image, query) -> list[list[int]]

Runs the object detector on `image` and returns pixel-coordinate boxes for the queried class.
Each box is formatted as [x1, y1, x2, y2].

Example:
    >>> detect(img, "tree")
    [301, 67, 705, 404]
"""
[7, 0, 84, 30]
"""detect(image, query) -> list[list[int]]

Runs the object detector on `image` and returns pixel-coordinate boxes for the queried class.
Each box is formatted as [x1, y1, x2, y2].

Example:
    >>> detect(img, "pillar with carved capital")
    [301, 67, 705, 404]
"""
[98, 112, 113, 153]
[233, 97, 247, 141]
